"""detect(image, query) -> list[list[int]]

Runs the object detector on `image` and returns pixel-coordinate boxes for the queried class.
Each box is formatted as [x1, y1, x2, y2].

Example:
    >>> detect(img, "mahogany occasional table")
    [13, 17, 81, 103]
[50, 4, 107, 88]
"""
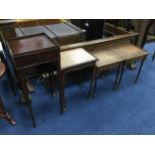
[7, 33, 65, 127]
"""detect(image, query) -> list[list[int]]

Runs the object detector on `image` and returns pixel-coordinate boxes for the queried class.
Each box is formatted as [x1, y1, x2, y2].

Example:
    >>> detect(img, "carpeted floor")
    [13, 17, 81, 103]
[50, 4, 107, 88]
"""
[0, 42, 155, 135]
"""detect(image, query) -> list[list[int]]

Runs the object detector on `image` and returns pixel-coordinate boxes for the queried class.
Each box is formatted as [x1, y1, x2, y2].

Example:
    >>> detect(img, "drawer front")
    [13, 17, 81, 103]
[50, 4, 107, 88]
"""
[15, 50, 59, 69]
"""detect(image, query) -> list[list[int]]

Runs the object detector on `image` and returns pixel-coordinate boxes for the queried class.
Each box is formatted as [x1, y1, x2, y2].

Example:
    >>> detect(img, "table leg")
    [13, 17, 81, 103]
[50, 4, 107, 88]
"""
[58, 69, 66, 114]
[18, 74, 36, 128]
[135, 58, 145, 84]
[113, 64, 121, 90]
[88, 64, 97, 100]
[152, 50, 155, 61]
[48, 66, 57, 97]
[116, 61, 125, 90]
[77, 70, 84, 89]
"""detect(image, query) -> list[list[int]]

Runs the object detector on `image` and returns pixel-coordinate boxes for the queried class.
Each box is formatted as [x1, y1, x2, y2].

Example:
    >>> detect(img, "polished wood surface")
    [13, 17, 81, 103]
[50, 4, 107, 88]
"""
[8, 34, 59, 70]
[91, 47, 123, 68]
[8, 34, 57, 55]
[0, 62, 6, 78]
[110, 44, 148, 60]
[61, 48, 96, 70]
[6, 33, 63, 127]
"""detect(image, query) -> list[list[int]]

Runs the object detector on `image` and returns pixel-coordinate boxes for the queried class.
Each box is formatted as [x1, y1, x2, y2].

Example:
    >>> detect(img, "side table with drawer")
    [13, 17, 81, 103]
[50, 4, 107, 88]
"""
[7, 33, 65, 127]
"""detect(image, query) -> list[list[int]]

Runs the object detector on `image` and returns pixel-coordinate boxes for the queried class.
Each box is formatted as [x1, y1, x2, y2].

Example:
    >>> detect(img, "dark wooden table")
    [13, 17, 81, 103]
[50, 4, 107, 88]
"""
[110, 44, 148, 84]
[89, 46, 125, 92]
[60, 48, 97, 103]
[7, 33, 65, 127]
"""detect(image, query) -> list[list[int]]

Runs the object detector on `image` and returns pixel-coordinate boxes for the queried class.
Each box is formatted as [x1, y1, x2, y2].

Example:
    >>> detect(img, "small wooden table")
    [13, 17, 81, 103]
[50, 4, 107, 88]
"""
[60, 48, 97, 105]
[110, 44, 148, 84]
[7, 33, 65, 127]
[90, 46, 125, 93]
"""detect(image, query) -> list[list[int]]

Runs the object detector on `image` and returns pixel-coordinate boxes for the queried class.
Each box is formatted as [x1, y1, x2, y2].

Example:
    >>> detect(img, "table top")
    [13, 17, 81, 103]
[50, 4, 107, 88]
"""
[110, 44, 148, 60]
[61, 48, 96, 70]
[8, 34, 58, 56]
[91, 46, 123, 68]
[0, 62, 5, 78]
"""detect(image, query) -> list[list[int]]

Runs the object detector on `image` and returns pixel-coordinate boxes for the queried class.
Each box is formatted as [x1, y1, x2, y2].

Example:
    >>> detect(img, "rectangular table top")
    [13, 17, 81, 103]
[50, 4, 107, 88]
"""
[8, 34, 58, 56]
[90, 46, 124, 68]
[61, 48, 96, 70]
[110, 44, 148, 60]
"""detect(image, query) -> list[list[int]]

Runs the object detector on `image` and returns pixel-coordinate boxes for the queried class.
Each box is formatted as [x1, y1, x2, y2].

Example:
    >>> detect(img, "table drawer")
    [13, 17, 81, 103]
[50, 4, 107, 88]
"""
[15, 50, 59, 69]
